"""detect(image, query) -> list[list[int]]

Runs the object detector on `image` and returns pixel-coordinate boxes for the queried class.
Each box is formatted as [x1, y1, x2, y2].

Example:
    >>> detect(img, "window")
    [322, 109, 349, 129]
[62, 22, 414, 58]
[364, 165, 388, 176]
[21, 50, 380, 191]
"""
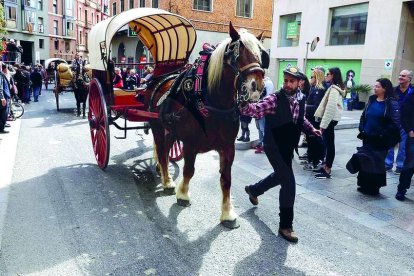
[193, 0, 211, 11]
[65, 0, 73, 17]
[5, 5, 17, 29]
[120, 0, 125, 12]
[139, 0, 145, 7]
[236, 0, 252, 18]
[329, 3, 369, 45]
[53, 20, 58, 35]
[278, 13, 301, 47]
[65, 42, 70, 52]
[24, 0, 36, 8]
[129, 0, 134, 9]
[37, 0, 43, 10]
[112, 2, 117, 15]
[152, 0, 158, 8]
[54, 40, 59, 50]
[53, 0, 57, 13]
[66, 21, 74, 36]
[39, 39, 44, 49]
[25, 10, 36, 31]
[38, 17, 44, 33]
[97, 14, 99, 23]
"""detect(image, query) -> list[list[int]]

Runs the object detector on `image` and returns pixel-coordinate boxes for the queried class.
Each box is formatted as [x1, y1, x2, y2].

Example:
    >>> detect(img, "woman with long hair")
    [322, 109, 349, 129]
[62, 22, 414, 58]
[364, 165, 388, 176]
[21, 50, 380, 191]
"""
[352, 78, 400, 195]
[303, 68, 326, 171]
[314, 67, 346, 178]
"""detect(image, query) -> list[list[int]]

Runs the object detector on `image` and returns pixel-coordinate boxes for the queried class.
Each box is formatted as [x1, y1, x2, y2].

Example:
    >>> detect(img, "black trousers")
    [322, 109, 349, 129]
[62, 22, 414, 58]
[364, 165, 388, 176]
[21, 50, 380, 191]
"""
[323, 120, 338, 168]
[249, 131, 296, 228]
[0, 103, 8, 131]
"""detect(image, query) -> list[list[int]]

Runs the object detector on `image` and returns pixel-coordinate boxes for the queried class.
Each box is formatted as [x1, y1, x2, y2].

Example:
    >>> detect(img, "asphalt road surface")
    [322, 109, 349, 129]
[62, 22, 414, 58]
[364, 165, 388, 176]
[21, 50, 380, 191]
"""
[0, 89, 413, 275]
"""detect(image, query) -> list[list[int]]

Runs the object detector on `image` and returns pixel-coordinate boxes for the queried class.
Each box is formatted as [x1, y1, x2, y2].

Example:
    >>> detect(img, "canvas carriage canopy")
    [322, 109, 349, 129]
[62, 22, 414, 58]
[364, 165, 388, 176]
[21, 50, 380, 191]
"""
[88, 8, 197, 76]
[45, 58, 67, 69]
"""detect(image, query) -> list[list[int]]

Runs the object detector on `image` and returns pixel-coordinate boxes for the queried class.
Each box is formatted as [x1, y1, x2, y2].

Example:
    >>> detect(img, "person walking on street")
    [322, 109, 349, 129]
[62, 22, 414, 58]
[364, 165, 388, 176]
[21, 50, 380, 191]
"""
[30, 66, 42, 102]
[313, 67, 346, 179]
[395, 76, 414, 201]
[385, 69, 414, 175]
[303, 68, 326, 171]
[240, 66, 321, 242]
[355, 78, 400, 195]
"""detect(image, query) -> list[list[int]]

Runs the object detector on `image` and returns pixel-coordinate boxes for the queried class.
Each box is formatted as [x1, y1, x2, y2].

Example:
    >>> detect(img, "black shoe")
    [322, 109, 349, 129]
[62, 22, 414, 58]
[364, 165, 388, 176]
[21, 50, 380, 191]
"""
[0, 130, 10, 134]
[315, 169, 331, 179]
[244, 186, 258, 205]
[243, 137, 250, 142]
[395, 191, 406, 201]
[237, 136, 245, 141]
[5, 123, 10, 127]
[357, 187, 379, 196]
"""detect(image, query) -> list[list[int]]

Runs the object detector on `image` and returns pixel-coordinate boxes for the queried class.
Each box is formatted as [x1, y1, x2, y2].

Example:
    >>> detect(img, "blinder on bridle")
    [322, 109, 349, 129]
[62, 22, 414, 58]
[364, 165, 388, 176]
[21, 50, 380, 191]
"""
[224, 39, 268, 102]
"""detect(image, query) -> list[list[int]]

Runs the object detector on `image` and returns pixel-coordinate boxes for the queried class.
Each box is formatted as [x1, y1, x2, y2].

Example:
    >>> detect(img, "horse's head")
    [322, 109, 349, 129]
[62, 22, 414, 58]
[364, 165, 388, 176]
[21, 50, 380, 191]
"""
[225, 22, 269, 102]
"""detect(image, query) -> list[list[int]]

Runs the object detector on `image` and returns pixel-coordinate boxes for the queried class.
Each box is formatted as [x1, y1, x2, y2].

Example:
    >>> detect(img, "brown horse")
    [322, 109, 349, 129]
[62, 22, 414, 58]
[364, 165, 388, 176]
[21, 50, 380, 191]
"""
[148, 23, 266, 228]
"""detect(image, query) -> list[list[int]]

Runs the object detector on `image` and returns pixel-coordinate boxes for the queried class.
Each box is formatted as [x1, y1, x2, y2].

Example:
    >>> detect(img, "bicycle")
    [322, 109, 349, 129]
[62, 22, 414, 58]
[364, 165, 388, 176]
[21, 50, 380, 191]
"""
[9, 95, 24, 119]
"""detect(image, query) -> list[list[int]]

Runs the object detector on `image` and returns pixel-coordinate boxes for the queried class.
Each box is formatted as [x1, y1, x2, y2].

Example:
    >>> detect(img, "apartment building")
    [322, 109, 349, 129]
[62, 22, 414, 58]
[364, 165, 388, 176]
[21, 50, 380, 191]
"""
[3, 0, 50, 65]
[271, 0, 414, 91]
[77, 0, 110, 59]
[108, 0, 274, 75]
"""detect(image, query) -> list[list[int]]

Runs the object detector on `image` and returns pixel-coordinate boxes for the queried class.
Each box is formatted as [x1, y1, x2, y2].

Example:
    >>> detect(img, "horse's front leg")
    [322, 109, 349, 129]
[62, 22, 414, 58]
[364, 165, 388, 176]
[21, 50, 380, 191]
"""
[176, 146, 196, 207]
[219, 146, 239, 229]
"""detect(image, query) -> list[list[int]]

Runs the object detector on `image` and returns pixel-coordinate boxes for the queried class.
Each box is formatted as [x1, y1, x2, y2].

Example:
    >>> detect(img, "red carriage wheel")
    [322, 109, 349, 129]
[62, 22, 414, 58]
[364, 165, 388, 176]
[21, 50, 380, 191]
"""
[169, 140, 183, 162]
[88, 78, 110, 170]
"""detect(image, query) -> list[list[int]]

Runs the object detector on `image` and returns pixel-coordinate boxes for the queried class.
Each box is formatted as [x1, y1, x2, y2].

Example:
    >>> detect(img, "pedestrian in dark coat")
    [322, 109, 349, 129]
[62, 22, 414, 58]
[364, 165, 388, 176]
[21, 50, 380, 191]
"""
[396, 72, 414, 201]
[355, 78, 400, 195]
[240, 66, 321, 242]
[30, 67, 42, 102]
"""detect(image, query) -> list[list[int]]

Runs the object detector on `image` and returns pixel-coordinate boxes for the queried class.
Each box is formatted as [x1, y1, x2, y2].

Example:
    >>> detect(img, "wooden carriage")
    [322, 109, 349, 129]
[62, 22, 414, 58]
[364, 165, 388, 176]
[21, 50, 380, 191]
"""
[87, 8, 197, 169]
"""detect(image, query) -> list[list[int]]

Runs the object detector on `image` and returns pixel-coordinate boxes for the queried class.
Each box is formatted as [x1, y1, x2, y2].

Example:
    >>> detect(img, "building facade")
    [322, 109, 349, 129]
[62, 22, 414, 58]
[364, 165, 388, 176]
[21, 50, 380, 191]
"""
[2, 0, 110, 65]
[76, 0, 110, 60]
[271, 0, 414, 93]
[108, 0, 274, 75]
[3, 0, 50, 65]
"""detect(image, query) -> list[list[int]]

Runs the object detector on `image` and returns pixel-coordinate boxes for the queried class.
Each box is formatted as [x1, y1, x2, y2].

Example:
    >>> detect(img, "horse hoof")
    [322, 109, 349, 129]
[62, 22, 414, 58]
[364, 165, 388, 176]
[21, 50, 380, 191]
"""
[177, 199, 191, 207]
[163, 186, 176, 195]
[221, 219, 240, 229]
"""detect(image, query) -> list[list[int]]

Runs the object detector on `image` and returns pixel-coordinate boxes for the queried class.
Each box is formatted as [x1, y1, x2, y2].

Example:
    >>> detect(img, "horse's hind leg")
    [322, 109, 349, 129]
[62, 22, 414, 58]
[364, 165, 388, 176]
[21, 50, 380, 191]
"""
[152, 123, 176, 190]
[219, 146, 239, 229]
[75, 90, 81, 116]
[176, 146, 196, 207]
[82, 100, 86, 118]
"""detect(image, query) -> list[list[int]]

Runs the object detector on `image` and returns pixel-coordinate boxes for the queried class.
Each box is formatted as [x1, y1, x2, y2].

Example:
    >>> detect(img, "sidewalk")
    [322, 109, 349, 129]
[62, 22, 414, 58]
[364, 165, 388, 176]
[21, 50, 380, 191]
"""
[0, 118, 21, 247]
[236, 109, 363, 150]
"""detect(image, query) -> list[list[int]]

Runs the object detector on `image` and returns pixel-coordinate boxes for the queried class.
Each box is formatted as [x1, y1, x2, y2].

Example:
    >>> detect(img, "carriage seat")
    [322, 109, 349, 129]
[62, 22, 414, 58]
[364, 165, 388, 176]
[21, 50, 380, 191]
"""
[57, 63, 73, 87]
[113, 88, 144, 107]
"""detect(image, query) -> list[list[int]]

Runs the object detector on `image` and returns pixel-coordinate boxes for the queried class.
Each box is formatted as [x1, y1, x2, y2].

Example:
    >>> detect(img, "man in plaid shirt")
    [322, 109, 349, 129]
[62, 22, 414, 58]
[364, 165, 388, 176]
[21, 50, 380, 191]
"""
[241, 66, 321, 242]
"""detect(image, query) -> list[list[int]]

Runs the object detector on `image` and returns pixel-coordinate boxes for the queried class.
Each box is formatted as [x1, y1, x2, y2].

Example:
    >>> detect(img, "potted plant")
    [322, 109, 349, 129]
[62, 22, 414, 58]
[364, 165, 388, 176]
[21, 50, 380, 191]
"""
[349, 84, 372, 110]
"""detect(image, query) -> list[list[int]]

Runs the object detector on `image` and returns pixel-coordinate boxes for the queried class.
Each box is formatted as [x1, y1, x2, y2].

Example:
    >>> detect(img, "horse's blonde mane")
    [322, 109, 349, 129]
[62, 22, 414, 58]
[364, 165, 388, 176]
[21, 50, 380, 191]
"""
[207, 30, 265, 93]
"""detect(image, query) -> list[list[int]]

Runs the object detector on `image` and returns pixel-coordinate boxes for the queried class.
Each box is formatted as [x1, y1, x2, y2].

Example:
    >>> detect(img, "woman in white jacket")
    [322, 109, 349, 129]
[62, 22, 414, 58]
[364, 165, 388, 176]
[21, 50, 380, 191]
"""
[314, 67, 346, 178]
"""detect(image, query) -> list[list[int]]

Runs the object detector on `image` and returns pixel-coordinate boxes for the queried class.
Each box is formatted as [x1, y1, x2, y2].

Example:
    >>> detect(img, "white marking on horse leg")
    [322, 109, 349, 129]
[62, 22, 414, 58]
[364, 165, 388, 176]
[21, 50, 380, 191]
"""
[176, 177, 190, 201]
[220, 194, 237, 222]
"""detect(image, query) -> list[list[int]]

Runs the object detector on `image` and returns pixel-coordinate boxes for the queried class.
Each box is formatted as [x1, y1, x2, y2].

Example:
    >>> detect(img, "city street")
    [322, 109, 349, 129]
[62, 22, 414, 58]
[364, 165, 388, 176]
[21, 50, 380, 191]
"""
[0, 89, 414, 275]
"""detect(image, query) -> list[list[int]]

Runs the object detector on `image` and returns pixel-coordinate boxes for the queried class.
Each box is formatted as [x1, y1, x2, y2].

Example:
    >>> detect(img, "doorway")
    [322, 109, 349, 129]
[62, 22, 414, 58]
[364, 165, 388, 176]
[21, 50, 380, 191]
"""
[20, 40, 34, 65]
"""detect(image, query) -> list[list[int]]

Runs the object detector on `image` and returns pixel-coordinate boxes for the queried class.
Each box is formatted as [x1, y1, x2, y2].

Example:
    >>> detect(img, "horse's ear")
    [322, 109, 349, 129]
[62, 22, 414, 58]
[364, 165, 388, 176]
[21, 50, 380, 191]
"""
[256, 31, 265, 42]
[229, 22, 240, 41]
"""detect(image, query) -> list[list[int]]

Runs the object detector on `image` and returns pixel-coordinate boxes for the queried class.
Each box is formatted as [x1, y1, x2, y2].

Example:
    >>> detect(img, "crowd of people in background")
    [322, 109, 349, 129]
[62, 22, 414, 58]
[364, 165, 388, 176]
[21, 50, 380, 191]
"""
[238, 65, 413, 242]
[113, 65, 154, 90]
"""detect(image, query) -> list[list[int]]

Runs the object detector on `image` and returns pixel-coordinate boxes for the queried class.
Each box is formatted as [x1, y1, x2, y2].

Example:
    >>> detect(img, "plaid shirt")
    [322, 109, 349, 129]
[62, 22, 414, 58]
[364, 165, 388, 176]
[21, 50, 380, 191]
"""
[240, 90, 315, 134]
